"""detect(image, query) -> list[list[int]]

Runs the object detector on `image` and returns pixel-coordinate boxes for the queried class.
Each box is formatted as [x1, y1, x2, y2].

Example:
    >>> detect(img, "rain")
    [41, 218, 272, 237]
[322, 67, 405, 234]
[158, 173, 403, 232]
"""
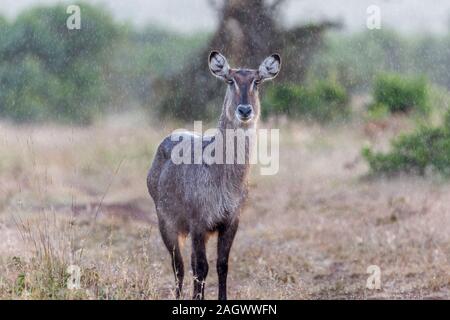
[0, 0, 449, 300]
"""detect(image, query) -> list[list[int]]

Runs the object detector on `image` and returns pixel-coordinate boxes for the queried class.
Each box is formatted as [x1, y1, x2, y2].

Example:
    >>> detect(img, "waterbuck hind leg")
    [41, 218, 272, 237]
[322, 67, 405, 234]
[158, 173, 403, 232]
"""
[171, 245, 184, 299]
[217, 220, 239, 300]
[158, 221, 184, 299]
[191, 232, 209, 300]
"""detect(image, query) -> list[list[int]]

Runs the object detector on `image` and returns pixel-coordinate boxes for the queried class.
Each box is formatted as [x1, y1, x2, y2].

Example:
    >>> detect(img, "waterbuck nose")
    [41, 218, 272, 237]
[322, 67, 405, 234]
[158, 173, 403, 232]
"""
[237, 104, 253, 118]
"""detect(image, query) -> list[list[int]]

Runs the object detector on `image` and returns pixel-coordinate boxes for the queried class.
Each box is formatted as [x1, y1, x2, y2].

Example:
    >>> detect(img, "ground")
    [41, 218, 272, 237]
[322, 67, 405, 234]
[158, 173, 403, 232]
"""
[0, 112, 449, 299]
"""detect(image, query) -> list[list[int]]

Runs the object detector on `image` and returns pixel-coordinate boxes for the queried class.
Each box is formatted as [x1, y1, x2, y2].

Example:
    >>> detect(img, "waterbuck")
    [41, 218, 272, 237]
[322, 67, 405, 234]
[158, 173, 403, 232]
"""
[147, 51, 281, 300]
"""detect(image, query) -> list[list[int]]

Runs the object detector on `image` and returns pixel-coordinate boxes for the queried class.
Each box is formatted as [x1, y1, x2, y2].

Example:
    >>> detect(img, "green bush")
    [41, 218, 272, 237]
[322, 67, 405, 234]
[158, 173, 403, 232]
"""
[0, 56, 67, 122]
[371, 73, 429, 114]
[0, 3, 118, 124]
[363, 111, 450, 176]
[366, 103, 390, 120]
[262, 81, 349, 122]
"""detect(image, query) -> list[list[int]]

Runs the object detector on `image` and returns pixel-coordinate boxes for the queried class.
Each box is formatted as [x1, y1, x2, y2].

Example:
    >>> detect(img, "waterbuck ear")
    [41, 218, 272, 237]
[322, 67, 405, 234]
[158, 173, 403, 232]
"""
[208, 51, 230, 80]
[258, 54, 281, 81]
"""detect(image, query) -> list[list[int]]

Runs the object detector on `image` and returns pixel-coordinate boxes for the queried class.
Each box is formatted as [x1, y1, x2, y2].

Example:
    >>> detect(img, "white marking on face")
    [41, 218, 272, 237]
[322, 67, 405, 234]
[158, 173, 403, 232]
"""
[250, 80, 256, 92]
[233, 79, 240, 94]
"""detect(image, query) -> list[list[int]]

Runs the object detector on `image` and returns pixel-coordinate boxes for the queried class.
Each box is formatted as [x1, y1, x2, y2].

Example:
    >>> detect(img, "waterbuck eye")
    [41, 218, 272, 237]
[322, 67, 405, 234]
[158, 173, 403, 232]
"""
[226, 79, 234, 85]
[254, 79, 261, 86]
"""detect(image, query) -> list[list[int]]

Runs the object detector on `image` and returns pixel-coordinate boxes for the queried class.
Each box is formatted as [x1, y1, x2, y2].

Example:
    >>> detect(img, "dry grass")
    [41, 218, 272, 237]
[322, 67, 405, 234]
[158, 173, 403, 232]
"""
[0, 112, 449, 299]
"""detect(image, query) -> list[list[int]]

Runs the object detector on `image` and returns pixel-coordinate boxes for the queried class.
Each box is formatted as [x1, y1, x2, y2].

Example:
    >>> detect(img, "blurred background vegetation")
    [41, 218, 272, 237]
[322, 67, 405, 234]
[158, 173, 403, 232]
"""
[1, 1, 450, 175]
[0, 1, 448, 124]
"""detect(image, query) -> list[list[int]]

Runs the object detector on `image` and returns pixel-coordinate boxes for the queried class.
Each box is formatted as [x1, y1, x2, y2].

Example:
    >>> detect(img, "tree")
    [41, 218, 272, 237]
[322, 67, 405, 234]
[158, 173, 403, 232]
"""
[155, 0, 338, 120]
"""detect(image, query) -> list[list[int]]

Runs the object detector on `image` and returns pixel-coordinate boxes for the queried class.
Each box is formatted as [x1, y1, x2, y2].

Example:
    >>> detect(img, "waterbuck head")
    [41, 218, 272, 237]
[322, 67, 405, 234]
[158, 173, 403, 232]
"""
[208, 51, 281, 128]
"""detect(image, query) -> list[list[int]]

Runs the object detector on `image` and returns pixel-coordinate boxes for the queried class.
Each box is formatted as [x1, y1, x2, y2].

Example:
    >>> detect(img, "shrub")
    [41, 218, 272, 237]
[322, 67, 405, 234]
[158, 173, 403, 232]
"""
[0, 3, 119, 124]
[366, 103, 390, 120]
[0, 56, 67, 122]
[363, 110, 450, 176]
[262, 81, 349, 122]
[371, 73, 429, 114]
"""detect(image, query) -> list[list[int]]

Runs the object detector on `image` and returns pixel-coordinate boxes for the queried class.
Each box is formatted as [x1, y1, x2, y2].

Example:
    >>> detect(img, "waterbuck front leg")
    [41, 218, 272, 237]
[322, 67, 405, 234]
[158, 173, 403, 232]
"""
[217, 219, 239, 300]
[191, 231, 209, 300]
